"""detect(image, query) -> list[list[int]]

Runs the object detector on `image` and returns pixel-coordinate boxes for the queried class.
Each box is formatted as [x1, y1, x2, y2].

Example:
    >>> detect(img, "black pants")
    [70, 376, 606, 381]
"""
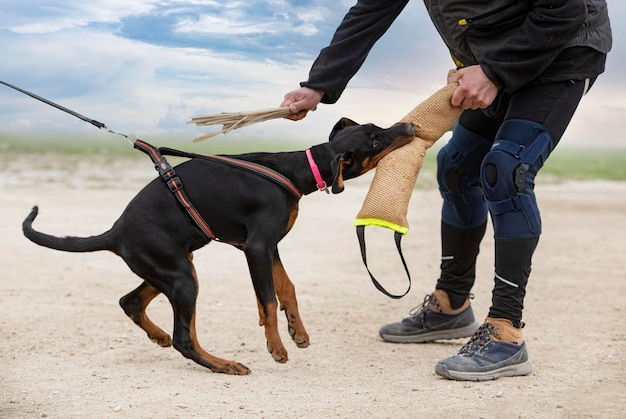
[436, 78, 592, 326]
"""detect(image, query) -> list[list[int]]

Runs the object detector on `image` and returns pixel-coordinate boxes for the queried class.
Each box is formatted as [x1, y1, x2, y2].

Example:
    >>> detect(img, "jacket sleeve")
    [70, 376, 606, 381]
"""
[480, 0, 588, 93]
[301, 0, 410, 104]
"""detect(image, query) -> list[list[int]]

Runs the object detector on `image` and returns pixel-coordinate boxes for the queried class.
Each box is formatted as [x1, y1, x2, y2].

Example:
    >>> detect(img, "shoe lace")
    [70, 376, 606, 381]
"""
[408, 293, 438, 317]
[408, 292, 474, 317]
[458, 321, 499, 356]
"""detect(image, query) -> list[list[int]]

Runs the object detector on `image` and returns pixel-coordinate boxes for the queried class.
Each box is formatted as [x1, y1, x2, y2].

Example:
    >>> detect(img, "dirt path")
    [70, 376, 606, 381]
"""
[1, 154, 625, 418]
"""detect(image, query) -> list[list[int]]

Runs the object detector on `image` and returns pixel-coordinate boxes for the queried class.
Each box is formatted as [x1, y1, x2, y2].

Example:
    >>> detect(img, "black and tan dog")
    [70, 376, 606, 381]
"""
[22, 118, 415, 375]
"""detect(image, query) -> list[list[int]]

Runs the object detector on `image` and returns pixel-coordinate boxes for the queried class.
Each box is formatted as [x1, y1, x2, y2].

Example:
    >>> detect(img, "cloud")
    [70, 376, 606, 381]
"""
[1, 1, 155, 33]
[115, 1, 344, 62]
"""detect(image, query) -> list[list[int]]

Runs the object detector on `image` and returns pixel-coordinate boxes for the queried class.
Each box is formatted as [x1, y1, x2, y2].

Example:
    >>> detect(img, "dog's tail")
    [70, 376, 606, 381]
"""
[22, 206, 113, 253]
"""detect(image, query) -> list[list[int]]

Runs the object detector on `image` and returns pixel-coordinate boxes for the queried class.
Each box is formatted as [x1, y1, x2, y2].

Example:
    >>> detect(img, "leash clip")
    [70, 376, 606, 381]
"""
[319, 181, 329, 194]
[155, 160, 176, 181]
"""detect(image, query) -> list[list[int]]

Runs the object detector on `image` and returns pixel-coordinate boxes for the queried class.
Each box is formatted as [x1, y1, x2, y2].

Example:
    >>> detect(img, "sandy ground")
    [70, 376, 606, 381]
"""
[1, 153, 625, 418]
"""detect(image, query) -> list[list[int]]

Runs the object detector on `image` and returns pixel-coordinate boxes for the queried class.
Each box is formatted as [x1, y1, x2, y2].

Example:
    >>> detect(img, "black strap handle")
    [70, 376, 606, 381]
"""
[356, 225, 411, 299]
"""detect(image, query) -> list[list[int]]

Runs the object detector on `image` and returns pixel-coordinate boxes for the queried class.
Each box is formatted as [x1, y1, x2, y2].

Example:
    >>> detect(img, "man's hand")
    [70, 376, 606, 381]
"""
[448, 66, 499, 110]
[281, 87, 324, 121]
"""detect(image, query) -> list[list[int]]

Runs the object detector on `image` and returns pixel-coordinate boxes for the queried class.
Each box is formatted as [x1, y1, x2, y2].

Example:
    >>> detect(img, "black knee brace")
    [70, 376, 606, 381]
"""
[481, 119, 553, 239]
[436, 123, 491, 228]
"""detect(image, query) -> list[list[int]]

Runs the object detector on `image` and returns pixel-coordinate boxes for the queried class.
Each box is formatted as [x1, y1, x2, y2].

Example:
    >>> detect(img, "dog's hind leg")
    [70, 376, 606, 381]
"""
[123, 251, 250, 375]
[272, 250, 310, 348]
[119, 282, 172, 347]
[166, 253, 251, 375]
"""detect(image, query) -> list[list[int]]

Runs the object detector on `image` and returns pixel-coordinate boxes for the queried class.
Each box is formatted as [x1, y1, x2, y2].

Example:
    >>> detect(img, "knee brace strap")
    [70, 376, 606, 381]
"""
[481, 119, 552, 238]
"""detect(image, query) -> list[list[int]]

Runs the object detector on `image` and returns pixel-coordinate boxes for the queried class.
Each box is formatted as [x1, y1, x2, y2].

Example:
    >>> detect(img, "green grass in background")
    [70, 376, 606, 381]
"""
[538, 147, 626, 181]
[0, 131, 303, 156]
[2, 132, 625, 182]
[422, 144, 626, 182]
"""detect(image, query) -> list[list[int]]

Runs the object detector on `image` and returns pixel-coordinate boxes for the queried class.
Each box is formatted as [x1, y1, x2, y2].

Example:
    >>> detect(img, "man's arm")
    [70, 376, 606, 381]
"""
[302, 0, 410, 104]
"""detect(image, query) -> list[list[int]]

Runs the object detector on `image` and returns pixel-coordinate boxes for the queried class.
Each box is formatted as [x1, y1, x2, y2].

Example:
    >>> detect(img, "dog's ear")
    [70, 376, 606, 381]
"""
[331, 152, 353, 194]
[329, 117, 359, 141]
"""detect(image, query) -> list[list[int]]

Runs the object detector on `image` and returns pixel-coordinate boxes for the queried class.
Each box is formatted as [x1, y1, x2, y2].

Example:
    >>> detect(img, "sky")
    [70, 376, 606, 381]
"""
[1, 0, 625, 150]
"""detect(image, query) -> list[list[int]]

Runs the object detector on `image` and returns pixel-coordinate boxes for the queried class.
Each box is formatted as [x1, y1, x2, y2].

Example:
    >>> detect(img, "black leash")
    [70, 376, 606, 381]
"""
[1, 80, 220, 241]
[1, 80, 107, 130]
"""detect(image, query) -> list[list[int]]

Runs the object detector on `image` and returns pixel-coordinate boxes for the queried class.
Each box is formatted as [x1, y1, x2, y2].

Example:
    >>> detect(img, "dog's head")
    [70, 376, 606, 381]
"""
[326, 118, 415, 193]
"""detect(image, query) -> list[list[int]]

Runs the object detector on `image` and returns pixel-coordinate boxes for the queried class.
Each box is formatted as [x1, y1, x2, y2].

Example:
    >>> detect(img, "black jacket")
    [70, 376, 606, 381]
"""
[302, 0, 612, 103]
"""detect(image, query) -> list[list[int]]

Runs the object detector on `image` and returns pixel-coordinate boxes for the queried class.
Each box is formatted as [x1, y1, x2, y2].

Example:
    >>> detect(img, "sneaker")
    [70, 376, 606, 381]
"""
[435, 318, 533, 381]
[378, 290, 480, 343]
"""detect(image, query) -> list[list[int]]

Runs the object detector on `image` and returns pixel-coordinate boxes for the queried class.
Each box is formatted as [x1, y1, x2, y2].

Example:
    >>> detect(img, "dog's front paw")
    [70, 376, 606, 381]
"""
[285, 312, 310, 348]
[288, 325, 310, 348]
[266, 341, 289, 363]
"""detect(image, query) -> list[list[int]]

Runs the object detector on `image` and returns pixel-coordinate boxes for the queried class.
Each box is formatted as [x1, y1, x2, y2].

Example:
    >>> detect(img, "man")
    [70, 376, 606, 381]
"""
[281, 0, 611, 381]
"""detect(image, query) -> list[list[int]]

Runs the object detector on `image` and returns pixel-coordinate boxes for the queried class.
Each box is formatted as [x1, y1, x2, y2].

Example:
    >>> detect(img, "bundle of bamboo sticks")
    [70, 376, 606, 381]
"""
[187, 107, 291, 143]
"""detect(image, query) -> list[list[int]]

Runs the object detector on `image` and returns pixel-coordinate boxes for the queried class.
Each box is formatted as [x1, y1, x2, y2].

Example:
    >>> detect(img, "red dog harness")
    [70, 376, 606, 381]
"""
[133, 139, 302, 248]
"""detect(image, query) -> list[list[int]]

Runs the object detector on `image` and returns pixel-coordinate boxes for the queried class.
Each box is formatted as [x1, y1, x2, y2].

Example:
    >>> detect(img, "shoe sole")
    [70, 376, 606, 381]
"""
[434, 359, 533, 381]
[379, 321, 480, 343]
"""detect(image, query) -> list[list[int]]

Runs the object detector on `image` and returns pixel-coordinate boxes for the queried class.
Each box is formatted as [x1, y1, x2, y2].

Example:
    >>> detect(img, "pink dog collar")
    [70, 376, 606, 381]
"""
[305, 148, 328, 193]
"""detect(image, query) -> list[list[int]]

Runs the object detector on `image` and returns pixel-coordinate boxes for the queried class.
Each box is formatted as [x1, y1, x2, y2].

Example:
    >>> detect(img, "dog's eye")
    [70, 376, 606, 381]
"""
[370, 132, 381, 148]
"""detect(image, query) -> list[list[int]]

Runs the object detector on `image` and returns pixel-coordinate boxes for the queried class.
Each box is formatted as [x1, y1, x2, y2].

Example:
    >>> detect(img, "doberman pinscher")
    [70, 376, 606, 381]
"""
[22, 118, 415, 375]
